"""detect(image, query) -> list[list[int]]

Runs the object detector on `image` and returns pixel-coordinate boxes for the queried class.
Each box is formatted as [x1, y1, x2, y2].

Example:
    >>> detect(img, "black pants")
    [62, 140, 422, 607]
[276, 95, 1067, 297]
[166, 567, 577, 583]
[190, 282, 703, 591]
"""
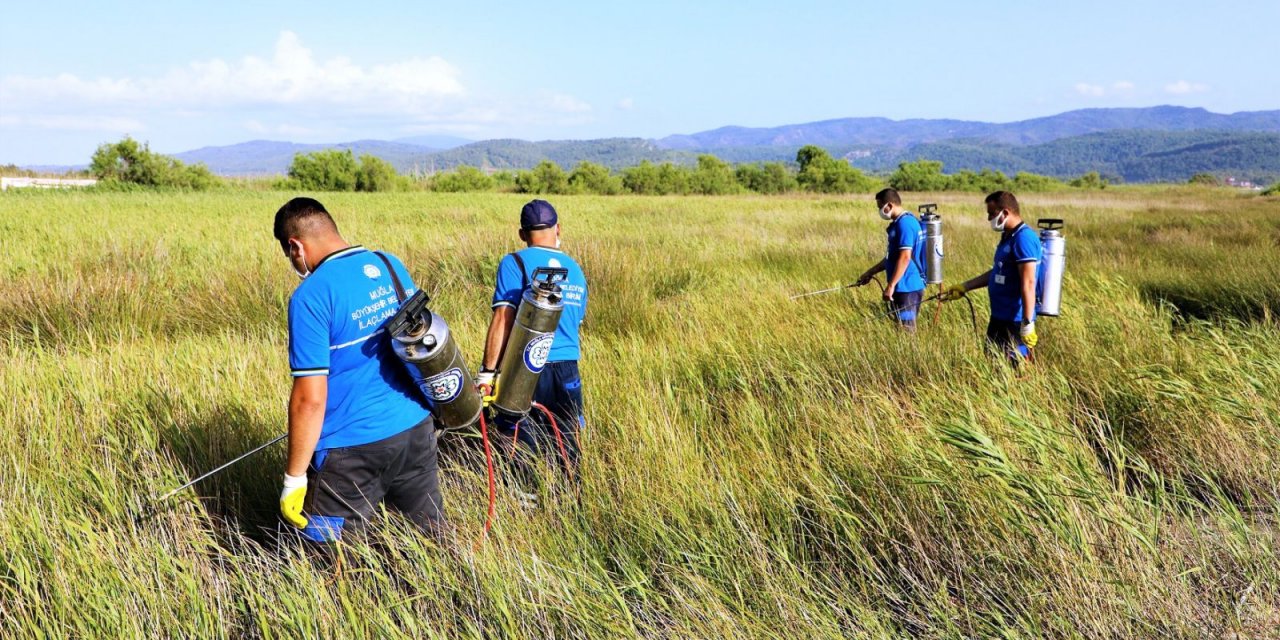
[498, 360, 584, 472]
[889, 289, 924, 328]
[986, 318, 1031, 362]
[297, 416, 442, 542]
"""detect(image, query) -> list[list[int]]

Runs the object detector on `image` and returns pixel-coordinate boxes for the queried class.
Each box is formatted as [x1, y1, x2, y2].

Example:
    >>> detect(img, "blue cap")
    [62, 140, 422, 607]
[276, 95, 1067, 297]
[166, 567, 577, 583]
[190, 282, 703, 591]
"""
[520, 199, 558, 230]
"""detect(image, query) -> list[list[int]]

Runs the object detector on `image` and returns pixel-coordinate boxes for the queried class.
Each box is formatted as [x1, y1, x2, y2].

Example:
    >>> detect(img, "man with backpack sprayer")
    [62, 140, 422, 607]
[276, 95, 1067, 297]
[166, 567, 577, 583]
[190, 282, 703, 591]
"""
[477, 199, 589, 476]
[854, 188, 928, 330]
[939, 191, 1042, 362]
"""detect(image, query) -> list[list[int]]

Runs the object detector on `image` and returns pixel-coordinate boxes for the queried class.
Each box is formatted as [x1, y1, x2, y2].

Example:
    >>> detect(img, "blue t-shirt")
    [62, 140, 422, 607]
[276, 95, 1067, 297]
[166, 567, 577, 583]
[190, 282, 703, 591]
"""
[288, 245, 430, 451]
[988, 223, 1043, 322]
[884, 212, 926, 294]
[491, 246, 588, 363]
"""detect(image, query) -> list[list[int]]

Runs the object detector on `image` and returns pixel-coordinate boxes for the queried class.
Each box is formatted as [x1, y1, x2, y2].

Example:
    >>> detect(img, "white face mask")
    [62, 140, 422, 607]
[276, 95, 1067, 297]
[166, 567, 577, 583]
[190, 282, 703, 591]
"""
[554, 230, 562, 249]
[878, 204, 893, 221]
[290, 243, 311, 279]
[989, 211, 1008, 232]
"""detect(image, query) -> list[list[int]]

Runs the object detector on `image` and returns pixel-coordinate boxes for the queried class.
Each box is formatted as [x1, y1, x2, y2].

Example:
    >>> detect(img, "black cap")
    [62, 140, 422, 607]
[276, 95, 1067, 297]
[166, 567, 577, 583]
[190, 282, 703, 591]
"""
[520, 199, 558, 230]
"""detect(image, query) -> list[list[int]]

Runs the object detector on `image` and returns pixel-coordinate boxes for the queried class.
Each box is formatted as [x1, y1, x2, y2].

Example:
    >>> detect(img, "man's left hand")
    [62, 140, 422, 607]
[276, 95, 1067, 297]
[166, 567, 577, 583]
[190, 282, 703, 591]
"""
[1020, 321, 1038, 349]
[280, 473, 309, 528]
[882, 284, 895, 301]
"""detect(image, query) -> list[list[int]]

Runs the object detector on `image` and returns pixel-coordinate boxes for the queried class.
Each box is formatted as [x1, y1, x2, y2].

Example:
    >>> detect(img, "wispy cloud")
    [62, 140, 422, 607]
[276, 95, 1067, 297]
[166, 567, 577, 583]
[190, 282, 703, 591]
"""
[617, 97, 635, 110]
[1164, 80, 1209, 95]
[0, 31, 594, 136]
[1074, 81, 1136, 97]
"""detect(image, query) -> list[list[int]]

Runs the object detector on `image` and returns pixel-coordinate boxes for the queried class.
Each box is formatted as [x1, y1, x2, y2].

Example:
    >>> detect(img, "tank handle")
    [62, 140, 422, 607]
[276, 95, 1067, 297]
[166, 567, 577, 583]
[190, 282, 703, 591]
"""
[1038, 218, 1065, 231]
[918, 203, 937, 215]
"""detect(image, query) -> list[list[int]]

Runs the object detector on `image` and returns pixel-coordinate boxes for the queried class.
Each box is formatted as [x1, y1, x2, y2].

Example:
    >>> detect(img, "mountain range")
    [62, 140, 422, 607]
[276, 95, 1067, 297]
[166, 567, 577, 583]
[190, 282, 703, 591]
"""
[136, 106, 1280, 184]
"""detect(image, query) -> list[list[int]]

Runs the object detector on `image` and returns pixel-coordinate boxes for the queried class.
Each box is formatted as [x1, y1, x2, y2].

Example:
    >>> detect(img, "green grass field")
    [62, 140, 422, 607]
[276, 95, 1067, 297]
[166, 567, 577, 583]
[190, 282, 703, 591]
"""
[0, 187, 1277, 638]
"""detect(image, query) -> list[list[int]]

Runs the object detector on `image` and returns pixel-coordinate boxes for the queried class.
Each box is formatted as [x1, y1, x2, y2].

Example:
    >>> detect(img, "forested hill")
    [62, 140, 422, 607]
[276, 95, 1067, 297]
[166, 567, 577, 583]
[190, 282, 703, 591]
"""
[659, 106, 1280, 149]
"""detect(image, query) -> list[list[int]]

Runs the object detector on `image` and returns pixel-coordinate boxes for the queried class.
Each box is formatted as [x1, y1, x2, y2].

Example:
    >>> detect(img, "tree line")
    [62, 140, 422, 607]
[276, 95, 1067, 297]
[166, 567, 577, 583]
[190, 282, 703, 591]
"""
[84, 136, 1263, 195]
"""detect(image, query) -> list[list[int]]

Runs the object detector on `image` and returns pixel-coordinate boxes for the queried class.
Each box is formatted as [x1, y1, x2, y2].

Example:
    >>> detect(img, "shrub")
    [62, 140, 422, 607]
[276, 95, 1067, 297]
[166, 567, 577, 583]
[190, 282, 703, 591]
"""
[287, 150, 360, 191]
[429, 166, 494, 192]
[89, 137, 220, 190]
[568, 161, 624, 195]
[735, 162, 798, 194]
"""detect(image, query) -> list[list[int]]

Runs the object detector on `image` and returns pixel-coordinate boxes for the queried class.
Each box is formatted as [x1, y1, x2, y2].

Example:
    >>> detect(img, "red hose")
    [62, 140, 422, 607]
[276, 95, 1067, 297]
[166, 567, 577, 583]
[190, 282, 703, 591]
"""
[531, 401, 573, 475]
[478, 409, 497, 541]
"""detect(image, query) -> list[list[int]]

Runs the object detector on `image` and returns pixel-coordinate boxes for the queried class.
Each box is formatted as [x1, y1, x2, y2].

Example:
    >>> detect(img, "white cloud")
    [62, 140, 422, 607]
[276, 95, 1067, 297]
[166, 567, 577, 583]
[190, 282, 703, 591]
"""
[0, 32, 597, 138]
[1112, 81, 1135, 91]
[0, 114, 145, 132]
[1074, 83, 1106, 97]
[617, 97, 635, 110]
[0, 32, 464, 111]
[1165, 80, 1209, 95]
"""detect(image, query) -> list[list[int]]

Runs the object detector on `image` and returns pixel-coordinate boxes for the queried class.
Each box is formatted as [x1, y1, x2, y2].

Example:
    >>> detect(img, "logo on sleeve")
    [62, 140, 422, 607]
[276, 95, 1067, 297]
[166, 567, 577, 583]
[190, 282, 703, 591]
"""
[363, 264, 382, 279]
[421, 368, 464, 403]
[523, 334, 554, 373]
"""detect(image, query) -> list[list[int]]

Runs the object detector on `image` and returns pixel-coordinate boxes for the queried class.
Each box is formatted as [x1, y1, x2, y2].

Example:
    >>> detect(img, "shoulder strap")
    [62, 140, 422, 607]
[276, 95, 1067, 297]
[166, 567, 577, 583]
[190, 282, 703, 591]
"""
[510, 251, 528, 289]
[374, 251, 407, 303]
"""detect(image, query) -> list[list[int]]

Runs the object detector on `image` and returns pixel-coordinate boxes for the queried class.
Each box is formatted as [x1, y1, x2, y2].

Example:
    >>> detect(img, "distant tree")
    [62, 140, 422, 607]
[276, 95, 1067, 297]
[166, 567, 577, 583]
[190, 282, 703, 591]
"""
[90, 136, 220, 189]
[1187, 173, 1221, 187]
[654, 162, 692, 195]
[288, 150, 360, 191]
[1069, 171, 1108, 189]
[1012, 171, 1064, 192]
[689, 155, 741, 195]
[887, 160, 951, 192]
[355, 154, 403, 192]
[1263, 181, 1280, 196]
[515, 160, 570, 194]
[568, 161, 624, 195]
[736, 162, 798, 194]
[430, 166, 494, 192]
[622, 161, 662, 194]
[796, 145, 878, 193]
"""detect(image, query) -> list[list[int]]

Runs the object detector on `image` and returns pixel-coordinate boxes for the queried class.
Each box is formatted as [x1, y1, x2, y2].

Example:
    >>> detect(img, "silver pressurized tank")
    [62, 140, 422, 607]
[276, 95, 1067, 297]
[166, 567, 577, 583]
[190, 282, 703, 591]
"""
[387, 291, 483, 430]
[1037, 219, 1066, 317]
[492, 267, 567, 417]
[920, 203, 943, 285]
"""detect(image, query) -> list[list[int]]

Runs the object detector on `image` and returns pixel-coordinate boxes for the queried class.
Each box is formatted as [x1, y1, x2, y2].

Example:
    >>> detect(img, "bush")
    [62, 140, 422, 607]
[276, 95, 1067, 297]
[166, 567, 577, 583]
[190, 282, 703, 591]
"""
[689, 155, 741, 195]
[1012, 171, 1064, 192]
[1069, 171, 1108, 189]
[1263, 182, 1280, 196]
[356, 154, 403, 192]
[1188, 173, 1221, 187]
[515, 161, 570, 194]
[287, 150, 360, 191]
[796, 145, 878, 193]
[429, 166, 494, 192]
[735, 162, 798, 194]
[888, 160, 951, 192]
[568, 161, 624, 195]
[89, 137, 220, 190]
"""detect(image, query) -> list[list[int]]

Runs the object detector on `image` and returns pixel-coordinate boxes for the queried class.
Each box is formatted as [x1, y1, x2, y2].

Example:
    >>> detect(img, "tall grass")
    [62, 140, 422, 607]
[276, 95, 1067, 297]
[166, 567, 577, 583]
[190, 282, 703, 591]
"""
[0, 187, 1276, 638]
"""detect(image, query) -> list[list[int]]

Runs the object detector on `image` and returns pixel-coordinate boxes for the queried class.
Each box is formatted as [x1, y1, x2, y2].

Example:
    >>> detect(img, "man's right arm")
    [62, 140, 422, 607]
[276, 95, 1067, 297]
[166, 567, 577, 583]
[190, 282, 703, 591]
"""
[482, 305, 516, 371]
[962, 269, 992, 293]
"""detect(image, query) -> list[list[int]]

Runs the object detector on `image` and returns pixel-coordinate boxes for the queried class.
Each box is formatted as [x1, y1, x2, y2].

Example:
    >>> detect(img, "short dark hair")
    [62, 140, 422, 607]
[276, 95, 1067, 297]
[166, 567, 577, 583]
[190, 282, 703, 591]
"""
[984, 190, 1020, 214]
[273, 197, 337, 254]
[874, 188, 901, 207]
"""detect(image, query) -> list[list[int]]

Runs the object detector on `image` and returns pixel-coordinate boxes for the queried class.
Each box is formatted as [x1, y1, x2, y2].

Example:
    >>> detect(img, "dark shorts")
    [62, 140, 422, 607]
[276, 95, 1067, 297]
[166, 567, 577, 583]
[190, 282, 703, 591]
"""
[297, 416, 442, 542]
[890, 289, 924, 326]
[986, 318, 1031, 362]
[498, 360, 584, 470]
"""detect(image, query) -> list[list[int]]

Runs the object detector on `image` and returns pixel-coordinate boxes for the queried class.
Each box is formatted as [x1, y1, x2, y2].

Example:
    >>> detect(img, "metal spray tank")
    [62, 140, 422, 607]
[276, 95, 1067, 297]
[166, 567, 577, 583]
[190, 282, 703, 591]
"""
[492, 267, 568, 418]
[1036, 219, 1066, 317]
[386, 290, 483, 430]
[919, 203, 943, 285]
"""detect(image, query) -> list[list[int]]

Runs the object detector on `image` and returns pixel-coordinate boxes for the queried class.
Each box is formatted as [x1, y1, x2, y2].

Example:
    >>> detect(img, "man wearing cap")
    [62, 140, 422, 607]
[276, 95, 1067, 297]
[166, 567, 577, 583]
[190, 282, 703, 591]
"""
[940, 190, 1042, 362]
[477, 199, 589, 473]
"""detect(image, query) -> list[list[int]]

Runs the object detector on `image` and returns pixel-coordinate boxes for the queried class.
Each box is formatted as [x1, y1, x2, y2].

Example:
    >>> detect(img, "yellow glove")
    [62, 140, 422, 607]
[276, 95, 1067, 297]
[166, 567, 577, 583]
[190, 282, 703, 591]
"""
[1020, 321, 1039, 349]
[939, 284, 967, 302]
[477, 370, 499, 408]
[280, 473, 308, 528]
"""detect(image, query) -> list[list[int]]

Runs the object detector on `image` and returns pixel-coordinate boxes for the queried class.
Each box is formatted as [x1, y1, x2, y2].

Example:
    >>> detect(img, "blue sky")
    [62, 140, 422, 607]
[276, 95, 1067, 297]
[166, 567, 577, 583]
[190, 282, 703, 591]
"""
[1, 0, 1276, 164]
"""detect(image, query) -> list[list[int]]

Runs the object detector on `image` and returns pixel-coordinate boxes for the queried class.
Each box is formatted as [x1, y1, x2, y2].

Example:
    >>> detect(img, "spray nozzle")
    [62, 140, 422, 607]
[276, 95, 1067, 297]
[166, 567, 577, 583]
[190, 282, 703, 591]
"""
[386, 289, 433, 339]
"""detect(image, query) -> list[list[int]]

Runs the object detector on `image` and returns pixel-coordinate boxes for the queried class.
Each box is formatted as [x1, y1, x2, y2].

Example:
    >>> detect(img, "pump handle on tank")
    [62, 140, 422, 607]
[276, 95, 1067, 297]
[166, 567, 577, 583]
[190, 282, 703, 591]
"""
[1038, 218, 1064, 231]
[385, 289, 432, 337]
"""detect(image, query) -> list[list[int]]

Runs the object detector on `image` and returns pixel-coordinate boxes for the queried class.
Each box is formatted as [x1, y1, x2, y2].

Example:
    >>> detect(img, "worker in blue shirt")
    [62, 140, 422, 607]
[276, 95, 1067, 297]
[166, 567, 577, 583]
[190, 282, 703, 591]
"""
[855, 188, 927, 329]
[274, 197, 442, 542]
[940, 191, 1042, 361]
[476, 199, 588, 472]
